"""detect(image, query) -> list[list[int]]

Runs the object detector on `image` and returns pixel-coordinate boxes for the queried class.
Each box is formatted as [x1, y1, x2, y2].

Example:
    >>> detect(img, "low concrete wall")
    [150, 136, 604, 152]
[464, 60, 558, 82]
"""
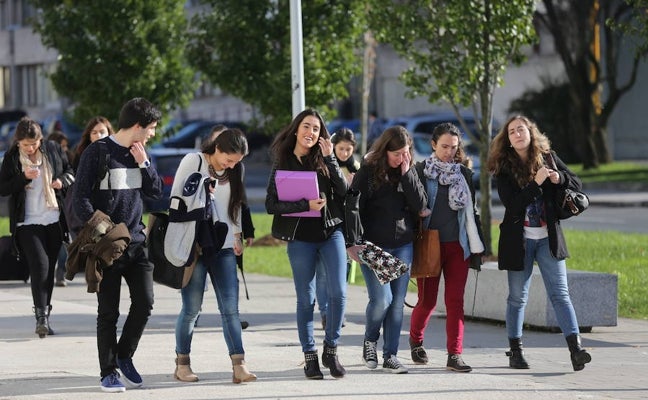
[435, 262, 618, 331]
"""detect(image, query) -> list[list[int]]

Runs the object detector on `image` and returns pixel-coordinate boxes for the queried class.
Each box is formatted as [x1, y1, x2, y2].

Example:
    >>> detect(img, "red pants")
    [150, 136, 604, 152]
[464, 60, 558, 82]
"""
[409, 241, 469, 354]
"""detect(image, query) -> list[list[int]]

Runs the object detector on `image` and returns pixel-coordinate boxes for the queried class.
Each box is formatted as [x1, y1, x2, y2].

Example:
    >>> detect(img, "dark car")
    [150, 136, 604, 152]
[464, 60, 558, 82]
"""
[155, 120, 248, 149]
[143, 147, 196, 212]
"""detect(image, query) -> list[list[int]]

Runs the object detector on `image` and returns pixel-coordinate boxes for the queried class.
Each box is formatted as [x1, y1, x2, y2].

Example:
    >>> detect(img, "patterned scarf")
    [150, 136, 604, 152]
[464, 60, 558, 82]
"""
[423, 154, 469, 210]
[19, 148, 58, 209]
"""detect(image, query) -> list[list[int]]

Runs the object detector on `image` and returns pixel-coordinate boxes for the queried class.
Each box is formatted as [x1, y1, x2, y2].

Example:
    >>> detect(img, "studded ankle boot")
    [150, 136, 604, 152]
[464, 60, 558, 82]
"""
[303, 350, 323, 380]
[321, 343, 346, 378]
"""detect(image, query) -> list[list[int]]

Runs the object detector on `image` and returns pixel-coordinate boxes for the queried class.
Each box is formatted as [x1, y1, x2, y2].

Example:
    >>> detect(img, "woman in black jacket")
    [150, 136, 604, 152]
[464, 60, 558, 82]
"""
[0, 117, 74, 338]
[487, 115, 591, 371]
[348, 126, 427, 374]
[265, 108, 348, 380]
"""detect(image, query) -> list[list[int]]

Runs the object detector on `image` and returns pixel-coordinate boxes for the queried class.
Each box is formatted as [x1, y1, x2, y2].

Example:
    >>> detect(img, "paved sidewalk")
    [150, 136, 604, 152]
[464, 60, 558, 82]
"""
[1, 272, 647, 400]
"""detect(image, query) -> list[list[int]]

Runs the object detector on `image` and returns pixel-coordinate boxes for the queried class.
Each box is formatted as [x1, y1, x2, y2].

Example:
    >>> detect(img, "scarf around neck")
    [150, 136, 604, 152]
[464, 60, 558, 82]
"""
[19, 148, 58, 210]
[423, 154, 469, 210]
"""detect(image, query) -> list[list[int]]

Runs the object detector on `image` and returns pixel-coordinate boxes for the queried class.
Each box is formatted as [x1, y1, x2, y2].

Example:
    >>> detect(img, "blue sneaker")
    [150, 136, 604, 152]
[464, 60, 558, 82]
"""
[116, 358, 143, 388]
[100, 371, 125, 393]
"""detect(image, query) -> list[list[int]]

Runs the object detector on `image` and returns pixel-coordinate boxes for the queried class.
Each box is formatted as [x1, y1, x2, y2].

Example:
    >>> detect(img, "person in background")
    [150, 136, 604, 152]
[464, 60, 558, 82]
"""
[0, 117, 74, 337]
[408, 122, 485, 373]
[46, 130, 74, 288]
[73, 98, 163, 392]
[171, 128, 257, 384]
[315, 127, 359, 329]
[347, 126, 427, 374]
[265, 108, 348, 379]
[72, 116, 114, 170]
[486, 115, 592, 372]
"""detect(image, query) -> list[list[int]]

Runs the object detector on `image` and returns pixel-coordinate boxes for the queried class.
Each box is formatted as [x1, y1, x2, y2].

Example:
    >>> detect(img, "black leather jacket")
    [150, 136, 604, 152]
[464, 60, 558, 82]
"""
[265, 154, 347, 242]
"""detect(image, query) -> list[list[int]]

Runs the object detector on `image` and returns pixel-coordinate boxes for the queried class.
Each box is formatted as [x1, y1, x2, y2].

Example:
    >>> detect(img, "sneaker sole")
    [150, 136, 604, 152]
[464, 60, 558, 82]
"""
[119, 375, 143, 389]
[362, 358, 378, 369]
[101, 386, 125, 393]
[446, 366, 472, 373]
[383, 367, 408, 374]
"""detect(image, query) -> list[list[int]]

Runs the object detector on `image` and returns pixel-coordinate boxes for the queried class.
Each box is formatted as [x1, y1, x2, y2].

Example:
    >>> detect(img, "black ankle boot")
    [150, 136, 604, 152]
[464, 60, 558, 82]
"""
[321, 343, 346, 378]
[33, 307, 49, 338]
[303, 350, 323, 380]
[505, 338, 529, 369]
[565, 334, 591, 371]
[46, 305, 55, 335]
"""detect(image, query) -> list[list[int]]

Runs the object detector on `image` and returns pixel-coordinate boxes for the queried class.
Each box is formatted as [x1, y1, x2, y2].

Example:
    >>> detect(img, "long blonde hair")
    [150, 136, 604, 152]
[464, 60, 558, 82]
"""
[487, 115, 551, 188]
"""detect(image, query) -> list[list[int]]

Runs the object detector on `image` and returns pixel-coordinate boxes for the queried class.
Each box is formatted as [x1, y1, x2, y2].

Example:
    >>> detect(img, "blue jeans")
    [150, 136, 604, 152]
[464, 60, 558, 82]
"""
[175, 248, 244, 355]
[286, 229, 347, 352]
[360, 243, 413, 358]
[315, 257, 328, 318]
[506, 237, 580, 339]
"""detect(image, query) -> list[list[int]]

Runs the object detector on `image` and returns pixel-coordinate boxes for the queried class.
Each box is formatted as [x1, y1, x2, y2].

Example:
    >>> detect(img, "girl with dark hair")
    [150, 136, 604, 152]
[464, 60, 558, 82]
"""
[408, 122, 485, 372]
[331, 127, 360, 183]
[265, 108, 349, 379]
[0, 116, 74, 338]
[72, 116, 114, 170]
[172, 128, 256, 384]
[487, 115, 592, 372]
[348, 125, 427, 374]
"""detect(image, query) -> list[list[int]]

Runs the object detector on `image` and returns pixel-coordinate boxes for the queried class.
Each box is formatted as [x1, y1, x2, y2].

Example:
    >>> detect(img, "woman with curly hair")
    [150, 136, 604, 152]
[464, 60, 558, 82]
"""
[487, 115, 592, 372]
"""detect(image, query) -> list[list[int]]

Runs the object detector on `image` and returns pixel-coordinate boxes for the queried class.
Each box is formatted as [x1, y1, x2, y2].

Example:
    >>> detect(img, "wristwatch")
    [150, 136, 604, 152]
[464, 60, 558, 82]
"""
[139, 159, 151, 168]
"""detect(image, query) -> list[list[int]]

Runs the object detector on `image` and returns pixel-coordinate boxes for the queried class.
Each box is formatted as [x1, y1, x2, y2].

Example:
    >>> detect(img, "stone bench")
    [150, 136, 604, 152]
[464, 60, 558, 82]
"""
[434, 262, 618, 331]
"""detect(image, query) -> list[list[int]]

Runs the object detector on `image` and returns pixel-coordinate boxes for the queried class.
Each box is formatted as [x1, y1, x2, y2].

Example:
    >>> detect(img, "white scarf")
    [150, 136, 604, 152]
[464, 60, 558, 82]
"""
[19, 148, 58, 210]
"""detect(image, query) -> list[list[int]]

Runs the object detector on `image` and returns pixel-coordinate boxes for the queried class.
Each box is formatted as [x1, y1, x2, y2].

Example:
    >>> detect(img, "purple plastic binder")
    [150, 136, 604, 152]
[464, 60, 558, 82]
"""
[275, 170, 320, 217]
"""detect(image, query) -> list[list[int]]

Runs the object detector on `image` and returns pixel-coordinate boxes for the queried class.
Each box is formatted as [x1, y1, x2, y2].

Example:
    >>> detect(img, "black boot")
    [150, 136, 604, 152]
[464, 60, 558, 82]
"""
[505, 338, 529, 369]
[566, 334, 591, 371]
[33, 307, 49, 338]
[303, 350, 323, 380]
[321, 343, 346, 378]
[46, 305, 55, 335]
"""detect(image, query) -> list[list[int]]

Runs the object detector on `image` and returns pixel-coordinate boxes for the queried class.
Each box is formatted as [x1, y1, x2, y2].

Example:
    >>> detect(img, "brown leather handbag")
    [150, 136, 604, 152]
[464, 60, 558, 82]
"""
[411, 220, 441, 279]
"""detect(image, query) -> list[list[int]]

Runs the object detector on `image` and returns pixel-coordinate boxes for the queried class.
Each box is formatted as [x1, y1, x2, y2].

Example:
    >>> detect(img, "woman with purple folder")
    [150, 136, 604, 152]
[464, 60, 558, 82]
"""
[265, 108, 349, 380]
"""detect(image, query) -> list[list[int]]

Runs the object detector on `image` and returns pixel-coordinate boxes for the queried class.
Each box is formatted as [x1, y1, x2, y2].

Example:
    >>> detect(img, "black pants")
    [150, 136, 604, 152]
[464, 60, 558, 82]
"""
[16, 223, 62, 308]
[96, 241, 154, 378]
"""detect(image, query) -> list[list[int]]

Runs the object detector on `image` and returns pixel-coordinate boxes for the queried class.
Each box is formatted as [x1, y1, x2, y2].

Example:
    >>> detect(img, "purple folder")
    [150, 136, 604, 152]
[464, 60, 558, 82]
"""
[275, 170, 320, 217]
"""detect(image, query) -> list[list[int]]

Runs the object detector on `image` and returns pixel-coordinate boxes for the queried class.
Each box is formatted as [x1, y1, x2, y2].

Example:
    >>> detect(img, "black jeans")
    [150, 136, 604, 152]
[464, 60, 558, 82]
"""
[16, 223, 62, 308]
[96, 241, 154, 378]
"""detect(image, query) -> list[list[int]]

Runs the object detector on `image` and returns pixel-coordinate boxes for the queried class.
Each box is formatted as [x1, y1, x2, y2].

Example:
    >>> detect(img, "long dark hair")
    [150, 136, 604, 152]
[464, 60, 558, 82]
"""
[202, 128, 248, 221]
[269, 108, 331, 176]
[365, 125, 413, 189]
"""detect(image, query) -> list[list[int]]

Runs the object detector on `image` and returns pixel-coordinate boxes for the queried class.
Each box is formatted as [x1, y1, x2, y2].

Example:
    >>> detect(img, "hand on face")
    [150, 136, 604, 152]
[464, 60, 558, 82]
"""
[318, 137, 333, 157]
[400, 150, 411, 175]
[130, 141, 147, 164]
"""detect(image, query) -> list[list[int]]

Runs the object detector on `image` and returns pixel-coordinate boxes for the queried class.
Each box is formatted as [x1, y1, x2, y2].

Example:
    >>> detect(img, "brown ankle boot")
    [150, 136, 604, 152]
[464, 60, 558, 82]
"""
[231, 354, 257, 384]
[174, 353, 199, 382]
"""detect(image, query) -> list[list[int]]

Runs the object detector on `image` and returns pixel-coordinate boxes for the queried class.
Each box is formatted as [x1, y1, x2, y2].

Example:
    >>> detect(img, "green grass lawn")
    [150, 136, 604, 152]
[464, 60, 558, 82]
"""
[1, 212, 646, 319]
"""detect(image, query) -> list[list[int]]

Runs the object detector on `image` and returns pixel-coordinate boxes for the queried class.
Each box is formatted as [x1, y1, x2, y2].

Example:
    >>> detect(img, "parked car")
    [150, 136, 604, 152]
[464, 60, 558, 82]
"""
[155, 120, 247, 149]
[0, 121, 19, 152]
[41, 114, 83, 147]
[142, 147, 196, 212]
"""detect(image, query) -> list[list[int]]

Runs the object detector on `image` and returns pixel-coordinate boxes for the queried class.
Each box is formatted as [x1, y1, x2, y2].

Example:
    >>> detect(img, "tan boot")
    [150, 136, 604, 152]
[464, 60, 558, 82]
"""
[231, 354, 257, 384]
[174, 353, 199, 382]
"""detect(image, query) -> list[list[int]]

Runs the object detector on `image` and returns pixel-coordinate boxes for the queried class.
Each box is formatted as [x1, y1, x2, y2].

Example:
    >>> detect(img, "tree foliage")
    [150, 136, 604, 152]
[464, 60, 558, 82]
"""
[187, 0, 366, 132]
[537, 0, 646, 168]
[367, 0, 536, 254]
[30, 0, 196, 126]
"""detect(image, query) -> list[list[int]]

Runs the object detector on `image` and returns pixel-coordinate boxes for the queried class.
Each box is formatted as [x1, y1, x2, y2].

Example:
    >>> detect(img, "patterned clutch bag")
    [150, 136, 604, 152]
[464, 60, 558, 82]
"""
[357, 241, 409, 284]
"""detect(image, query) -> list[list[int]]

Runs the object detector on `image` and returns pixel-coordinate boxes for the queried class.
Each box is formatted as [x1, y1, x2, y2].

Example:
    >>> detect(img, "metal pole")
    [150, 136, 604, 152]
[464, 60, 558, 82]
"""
[289, 0, 305, 117]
